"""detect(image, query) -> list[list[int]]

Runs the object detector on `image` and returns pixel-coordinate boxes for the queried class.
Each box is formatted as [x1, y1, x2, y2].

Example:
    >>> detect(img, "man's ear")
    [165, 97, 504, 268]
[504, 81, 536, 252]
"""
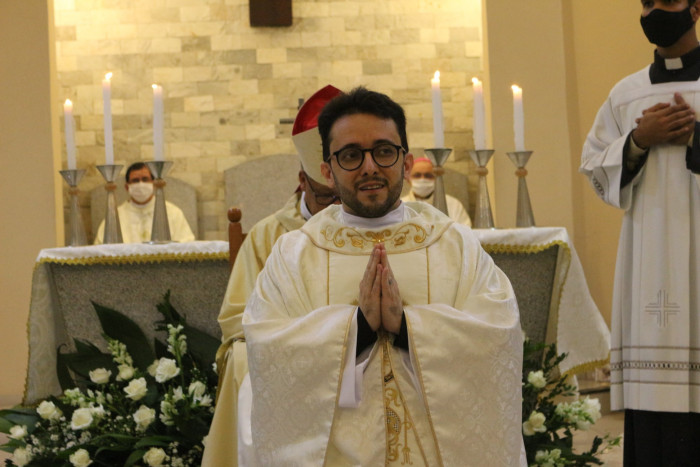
[403, 152, 414, 182]
[692, 1, 700, 21]
[321, 162, 335, 188]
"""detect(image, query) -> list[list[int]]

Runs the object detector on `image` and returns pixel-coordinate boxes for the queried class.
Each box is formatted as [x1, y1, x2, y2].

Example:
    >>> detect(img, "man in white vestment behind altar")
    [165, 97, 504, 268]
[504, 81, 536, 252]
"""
[206, 87, 524, 466]
[202, 85, 342, 465]
[401, 156, 472, 226]
[580, 1, 700, 464]
[94, 162, 195, 244]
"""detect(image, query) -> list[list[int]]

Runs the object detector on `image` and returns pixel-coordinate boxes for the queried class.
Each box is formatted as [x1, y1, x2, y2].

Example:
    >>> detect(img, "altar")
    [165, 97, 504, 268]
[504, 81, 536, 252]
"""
[23, 241, 230, 404]
[22, 228, 610, 404]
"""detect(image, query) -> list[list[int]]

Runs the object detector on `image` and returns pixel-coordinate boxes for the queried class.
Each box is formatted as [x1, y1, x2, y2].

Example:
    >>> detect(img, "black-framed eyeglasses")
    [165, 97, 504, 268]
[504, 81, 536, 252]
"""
[305, 177, 340, 206]
[331, 143, 405, 171]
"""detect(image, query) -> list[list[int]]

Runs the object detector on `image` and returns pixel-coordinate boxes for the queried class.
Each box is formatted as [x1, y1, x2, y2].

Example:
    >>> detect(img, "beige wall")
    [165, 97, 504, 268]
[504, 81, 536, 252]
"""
[53, 0, 484, 242]
[0, 0, 61, 404]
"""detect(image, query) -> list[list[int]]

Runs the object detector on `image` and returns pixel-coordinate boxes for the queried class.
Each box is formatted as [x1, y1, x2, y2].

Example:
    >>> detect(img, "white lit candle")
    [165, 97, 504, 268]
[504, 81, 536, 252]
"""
[471, 77, 486, 150]
[63, 99, 77, 170]
[512, 84, 525, 152]
[102, 72, 114, 165]
[152, 84, 164, 161]
[430, 71, 445, 148]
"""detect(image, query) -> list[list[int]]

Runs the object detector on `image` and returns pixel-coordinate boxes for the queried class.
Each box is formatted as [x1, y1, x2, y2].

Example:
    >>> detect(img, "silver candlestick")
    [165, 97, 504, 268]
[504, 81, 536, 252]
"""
[424, 148, 452, 216]
[59, 169, 88, 246]
[507, 150, 535, 227]
[468, 149, 495, 229]
[96, 164, 123, 244]
[145, 160, 173, 243]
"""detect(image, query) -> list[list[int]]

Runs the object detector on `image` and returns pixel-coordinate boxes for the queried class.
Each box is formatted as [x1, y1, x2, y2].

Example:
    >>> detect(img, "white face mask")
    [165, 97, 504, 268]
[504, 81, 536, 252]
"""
[128, 182, 154, 204]
[411, 178, 435, 198]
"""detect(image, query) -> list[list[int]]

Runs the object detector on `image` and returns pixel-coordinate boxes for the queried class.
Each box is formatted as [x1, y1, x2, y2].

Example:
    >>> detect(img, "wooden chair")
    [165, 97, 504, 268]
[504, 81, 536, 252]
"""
[228, 207, 245, 269]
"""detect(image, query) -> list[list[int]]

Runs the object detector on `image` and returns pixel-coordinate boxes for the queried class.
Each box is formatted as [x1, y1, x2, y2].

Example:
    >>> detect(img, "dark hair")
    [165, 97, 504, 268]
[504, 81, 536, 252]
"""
[317, 87, 408, 162]
[125, 162, 153, 182]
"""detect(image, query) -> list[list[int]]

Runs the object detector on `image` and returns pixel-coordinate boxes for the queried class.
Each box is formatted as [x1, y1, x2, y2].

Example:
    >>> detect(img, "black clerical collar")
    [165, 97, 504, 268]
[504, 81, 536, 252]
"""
[649, 45, 700, 83]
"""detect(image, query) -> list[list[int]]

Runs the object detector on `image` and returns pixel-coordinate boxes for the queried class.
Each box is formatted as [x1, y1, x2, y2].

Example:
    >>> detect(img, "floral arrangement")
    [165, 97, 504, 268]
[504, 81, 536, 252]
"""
[0, 292, 219, 466]
[522, 338, 620, 466]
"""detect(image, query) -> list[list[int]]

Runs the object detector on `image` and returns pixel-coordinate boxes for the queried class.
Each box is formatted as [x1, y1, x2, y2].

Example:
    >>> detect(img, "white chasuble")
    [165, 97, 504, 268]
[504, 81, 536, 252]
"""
[581, 70, 700, 413]
[242, 203, 524, 466]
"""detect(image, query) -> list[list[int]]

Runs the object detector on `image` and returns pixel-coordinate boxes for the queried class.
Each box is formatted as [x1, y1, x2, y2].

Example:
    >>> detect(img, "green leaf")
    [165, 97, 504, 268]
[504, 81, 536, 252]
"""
[55, 345, 76, 391]
[125, 449, 147, 466]
[0, 409, 39, 432]
[182, 325, 219, 366]
[92, 301, 155, 371]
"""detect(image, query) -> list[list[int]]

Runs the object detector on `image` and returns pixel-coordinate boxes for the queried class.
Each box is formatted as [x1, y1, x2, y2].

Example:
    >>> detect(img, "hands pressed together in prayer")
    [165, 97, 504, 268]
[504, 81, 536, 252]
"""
[358, 243, 403, 335]
[632, 92, 696, 149]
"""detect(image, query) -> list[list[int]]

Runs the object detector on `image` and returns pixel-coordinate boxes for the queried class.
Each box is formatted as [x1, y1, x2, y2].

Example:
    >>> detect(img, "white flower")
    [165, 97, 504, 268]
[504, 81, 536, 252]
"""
[133, 405, 156, 431]
[173, 386, 185, 401]
[582, 396, 602, 423]
[88, 368, 111, 385]
[69, 448, 93, 467]
[9, 425, 27, 440]
[143, 447, 167, 466]
[124, 377, 148, 401]
[527, 370, 547, 389]
[155, 358, 180, 383]
[37, 400, 63, 420]
[117, 364, 134, 381]
[522, 411, 547, 436]
[90, 404, 106, 419]
[197, 393, 213, 407]
[534, 448, 565, 467]
[12, 447, 32, 466]
[148, 360, 159, 377]
[71, 407, 94, 430]
[188, 380, 206, 398]
[159, 400, 175, 426]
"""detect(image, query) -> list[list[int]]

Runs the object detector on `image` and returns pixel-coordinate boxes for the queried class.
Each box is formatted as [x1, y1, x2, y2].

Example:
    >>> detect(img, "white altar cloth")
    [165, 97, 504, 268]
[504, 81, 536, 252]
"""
[24, 241, 229, 404]
[474, 227, 610, 375]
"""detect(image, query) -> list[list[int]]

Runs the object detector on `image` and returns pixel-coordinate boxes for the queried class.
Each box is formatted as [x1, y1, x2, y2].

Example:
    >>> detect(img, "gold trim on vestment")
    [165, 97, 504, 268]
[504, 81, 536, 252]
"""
[319, 222, 433, 252]
[403, 318, 444, 466]
[381, 338, 428, 466]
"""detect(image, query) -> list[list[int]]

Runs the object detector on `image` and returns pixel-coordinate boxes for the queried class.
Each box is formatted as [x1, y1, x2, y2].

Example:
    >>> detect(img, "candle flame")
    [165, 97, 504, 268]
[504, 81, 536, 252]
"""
[511, 84, 522, 94]
[433, 71, 440, 81]
[472, 77, 481, 85]
[152, 84, 158, 90]
[64, 99, 72, 106]
[105, 72, 112, 81]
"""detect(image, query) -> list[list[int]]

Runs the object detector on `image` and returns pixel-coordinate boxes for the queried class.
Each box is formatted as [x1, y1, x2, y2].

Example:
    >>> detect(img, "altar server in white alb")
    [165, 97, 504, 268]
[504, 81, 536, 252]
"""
[239, 87, 524, 465]
[94, 162, 195, 244]
[580, 0, 700, 463]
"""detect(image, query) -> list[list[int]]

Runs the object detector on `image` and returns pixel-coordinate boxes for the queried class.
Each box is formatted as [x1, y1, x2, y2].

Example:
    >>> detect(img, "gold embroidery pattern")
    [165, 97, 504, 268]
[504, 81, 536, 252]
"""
[321, 223, 432, 250]
[381, 340, 426, 466]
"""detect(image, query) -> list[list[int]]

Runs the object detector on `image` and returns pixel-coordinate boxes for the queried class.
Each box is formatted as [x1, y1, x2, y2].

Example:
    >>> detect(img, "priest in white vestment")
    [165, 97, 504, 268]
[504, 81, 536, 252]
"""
[229, 87, 524, 466]
[401, 156, 472, 226]
[580, 1, 700, 462]
[204, 85, 342, 464]
[94, 162, 195, 244]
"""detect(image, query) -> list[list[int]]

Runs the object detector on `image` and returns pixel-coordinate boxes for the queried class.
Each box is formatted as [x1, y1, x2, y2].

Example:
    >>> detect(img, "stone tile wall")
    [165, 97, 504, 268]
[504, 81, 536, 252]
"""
[54, 0, 483, 241]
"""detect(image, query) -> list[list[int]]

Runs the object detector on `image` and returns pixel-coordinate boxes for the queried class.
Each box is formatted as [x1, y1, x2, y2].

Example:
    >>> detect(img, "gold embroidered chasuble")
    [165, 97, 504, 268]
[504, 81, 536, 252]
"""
[242, 203, 524, 466]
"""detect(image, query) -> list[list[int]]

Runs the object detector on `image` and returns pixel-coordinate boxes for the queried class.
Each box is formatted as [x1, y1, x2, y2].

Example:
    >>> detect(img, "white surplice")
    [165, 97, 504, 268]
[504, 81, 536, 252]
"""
[580, 69, 700, 413]
[241, 202, 524, 466]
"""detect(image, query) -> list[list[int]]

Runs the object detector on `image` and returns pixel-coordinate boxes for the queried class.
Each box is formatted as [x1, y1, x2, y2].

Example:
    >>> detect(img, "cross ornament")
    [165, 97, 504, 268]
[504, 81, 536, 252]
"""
[644, 289, 680, 327]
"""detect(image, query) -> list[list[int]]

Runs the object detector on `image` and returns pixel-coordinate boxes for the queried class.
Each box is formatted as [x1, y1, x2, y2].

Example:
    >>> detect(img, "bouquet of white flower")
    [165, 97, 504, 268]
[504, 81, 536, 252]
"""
[0, 292, 219, 466]
[521, 338, 620, 466]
